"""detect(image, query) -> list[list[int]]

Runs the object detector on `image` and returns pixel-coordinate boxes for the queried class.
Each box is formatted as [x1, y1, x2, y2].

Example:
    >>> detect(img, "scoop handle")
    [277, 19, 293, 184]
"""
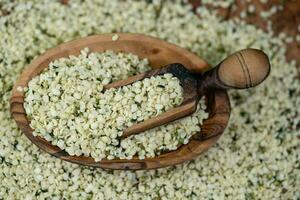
[200, 48, 271, 91]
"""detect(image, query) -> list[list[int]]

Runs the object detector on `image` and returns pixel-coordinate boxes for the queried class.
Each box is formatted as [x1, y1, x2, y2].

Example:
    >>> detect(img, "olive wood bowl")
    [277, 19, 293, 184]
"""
[10, 33, 230, 170]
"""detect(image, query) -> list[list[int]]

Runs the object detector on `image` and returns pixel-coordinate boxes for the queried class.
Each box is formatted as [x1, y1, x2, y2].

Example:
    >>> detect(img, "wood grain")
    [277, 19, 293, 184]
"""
[10, 33, 230, 170]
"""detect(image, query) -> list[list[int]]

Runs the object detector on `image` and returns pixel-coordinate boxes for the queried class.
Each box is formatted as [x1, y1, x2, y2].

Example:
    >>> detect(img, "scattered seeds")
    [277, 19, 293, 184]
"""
[0, 0, 299, 199]
[112, 34, 119, 41]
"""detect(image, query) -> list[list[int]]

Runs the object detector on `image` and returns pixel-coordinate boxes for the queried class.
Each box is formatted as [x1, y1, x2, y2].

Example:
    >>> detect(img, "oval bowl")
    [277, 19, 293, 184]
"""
[10, 33, 230, 170]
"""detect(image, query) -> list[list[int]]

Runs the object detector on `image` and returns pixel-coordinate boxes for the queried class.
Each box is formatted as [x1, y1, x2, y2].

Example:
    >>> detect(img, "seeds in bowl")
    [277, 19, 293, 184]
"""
[24, 48, 208, 161]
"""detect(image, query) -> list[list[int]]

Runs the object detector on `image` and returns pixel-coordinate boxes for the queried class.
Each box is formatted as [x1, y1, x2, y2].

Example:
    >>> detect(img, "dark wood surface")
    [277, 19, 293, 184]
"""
[188, 0, 300, 66]
[10, 33, 231, 170]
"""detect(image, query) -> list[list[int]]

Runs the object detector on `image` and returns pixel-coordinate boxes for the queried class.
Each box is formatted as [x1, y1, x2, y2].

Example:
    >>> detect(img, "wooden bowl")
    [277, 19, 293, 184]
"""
[10, 33, 230, 170]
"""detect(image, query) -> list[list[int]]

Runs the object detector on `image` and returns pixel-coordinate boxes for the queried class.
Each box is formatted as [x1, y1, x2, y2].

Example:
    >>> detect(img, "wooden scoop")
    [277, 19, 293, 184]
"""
[10, 33, 270, 170]
[108, 48, 270, 139]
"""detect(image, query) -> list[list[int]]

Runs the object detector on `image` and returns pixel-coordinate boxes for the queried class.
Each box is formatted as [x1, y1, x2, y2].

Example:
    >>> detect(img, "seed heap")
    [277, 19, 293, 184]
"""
[0, 0, 299, 199]
[24, 48, 207, 161]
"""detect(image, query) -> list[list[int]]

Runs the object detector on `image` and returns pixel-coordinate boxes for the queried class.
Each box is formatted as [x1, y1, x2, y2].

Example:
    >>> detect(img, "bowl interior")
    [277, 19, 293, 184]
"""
[10, 33, 230, 170]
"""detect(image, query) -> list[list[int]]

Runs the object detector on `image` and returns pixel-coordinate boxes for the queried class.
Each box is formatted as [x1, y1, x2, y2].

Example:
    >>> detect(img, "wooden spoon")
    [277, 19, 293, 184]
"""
[107, 48, 270, 139]
[10, 33, 270, 170]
